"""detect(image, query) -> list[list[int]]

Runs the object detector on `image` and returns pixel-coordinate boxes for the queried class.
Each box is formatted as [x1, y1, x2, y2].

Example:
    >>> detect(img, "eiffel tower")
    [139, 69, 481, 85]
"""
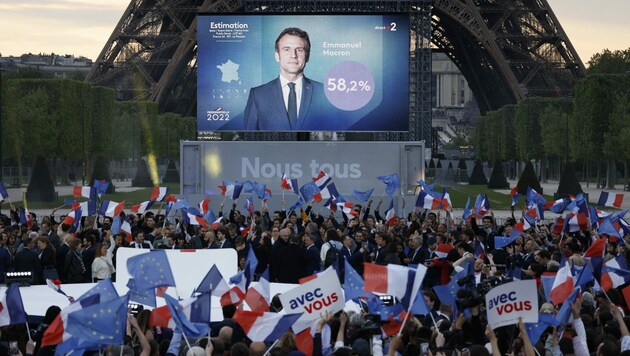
[86, 0, 584, 144]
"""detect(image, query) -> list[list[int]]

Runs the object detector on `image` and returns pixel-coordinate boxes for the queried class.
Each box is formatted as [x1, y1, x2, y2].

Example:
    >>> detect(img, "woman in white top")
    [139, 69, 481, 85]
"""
[92, 243, 115, 281]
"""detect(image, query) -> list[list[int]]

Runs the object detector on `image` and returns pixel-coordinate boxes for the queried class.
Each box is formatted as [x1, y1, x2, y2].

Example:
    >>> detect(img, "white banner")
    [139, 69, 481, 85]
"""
[485, 279, 538, 329]
[279, 268, 344, 331]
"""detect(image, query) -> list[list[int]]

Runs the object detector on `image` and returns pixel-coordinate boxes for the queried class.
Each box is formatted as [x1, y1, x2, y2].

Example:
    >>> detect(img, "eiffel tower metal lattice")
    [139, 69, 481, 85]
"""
[86, 0, 584, 143]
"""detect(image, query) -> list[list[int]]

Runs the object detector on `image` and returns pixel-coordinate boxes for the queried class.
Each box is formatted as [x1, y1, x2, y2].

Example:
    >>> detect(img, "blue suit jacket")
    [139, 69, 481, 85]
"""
[244, 76, 336, 130]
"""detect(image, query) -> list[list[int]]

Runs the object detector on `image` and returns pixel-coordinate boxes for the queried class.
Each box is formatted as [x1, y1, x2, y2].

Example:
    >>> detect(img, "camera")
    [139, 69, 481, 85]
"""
[455, 275, 513, 310]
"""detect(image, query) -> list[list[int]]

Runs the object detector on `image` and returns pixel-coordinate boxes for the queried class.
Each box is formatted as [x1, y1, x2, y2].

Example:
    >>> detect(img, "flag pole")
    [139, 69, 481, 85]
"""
[25, 322, 32, 341]
[396, 308, 412, 336]
[263, 339, 280, 356]
[182, 333, 193, 352]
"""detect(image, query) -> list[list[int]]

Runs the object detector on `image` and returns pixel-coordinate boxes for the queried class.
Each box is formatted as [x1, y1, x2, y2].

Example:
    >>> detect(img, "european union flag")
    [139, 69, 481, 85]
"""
[378, 173, 400, 197]
[93, 180, 110, 197]
[352, 188, 374, 203]
[127, 280, 157, 307]
[172, 198, 191, 211]
[554, 289, 579, 325]
[126, 250, 176, 291]
[66, 295, 129, 345]
[165, 294, 210, 337]
[416, 179, 435, 192]
[410, 289, 431, 315]
[598, 218, 622, 238]
[433, 261, 472, 306]
[526, 313, 560, 344]
[0, 182, 9, 201]
[78, 278, 119, 303]
[343, 260, 372, 302]
[251, 182, 267, 200]
[299, 181, 321, 202]
[289, 196, 304, 212]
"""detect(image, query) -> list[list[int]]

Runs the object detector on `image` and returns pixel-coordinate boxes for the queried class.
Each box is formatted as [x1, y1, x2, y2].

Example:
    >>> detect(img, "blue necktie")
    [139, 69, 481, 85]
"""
[287, 82, 297, 127]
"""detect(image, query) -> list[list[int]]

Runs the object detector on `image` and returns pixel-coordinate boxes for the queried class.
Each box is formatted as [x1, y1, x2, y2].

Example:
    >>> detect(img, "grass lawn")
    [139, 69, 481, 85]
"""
[3, 183, 180, 210]
[439, 184, 555, 210]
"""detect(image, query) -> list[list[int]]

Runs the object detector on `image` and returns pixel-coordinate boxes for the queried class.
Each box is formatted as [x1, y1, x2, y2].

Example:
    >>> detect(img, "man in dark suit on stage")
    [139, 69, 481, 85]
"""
[244, 27, 334, 131]
[303, 234, 321, 276]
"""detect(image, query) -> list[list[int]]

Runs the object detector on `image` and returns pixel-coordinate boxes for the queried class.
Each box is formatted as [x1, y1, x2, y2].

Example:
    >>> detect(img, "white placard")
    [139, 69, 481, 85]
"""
[279, 268, 344, 331]
[485, 279, 539, 329]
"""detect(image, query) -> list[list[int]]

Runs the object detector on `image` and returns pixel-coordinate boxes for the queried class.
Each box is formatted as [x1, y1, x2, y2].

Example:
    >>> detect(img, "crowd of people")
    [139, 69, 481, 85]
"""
[0, 194, 630, 355]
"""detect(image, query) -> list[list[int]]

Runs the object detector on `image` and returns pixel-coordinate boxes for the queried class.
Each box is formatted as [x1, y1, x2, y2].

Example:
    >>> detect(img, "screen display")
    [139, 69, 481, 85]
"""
[197, 14, 410, 132]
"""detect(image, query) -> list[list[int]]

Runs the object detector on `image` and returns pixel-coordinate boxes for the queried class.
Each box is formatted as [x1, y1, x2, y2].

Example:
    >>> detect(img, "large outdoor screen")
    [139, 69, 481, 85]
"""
[197, 14, 410, 132]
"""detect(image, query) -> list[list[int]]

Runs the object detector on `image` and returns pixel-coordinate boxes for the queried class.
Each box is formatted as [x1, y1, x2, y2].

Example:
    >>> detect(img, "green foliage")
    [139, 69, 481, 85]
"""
[570, 74, 630, 161]
[26, 156, 56, 201]
[1, 78, 194, 164]
[473, 105, 516, 161]
[587, 48, 630, 75]
[514, 98, 549, 160]
[516, 161, 542, 195]
[487, 160, 509, 189]
[468, 160, 487, 185]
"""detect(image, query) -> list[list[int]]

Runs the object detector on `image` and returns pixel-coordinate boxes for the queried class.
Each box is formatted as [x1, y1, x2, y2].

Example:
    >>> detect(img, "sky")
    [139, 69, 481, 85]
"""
[0, 0, 628, 66]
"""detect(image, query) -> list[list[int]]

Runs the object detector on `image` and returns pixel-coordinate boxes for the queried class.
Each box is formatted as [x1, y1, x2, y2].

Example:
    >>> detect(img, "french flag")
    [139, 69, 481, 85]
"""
[337, 202, 358, 217]
[218, 182, 243, 200]
[199, 198, 212, 215]
[73, 186, 94, 199]
[440, 187, 452, 212]
[544, 198, 570, 214]
[0, 182, 9, 202]
[550, 260, 574, 305]
[131, 200, 154, 214]
[584, 237, 607, 278]
[99, 200, 125, 217]
[233, 311, 302, 343]
[551, 216, 565, 235]
[415, 190, 441, 210]
[0, 283, 28, 327]
[243, 197, 254, 217]
[112, 216, 132, 242]
[182, 209, 208, 228]
[434, 243, 453, 259]
[209, 216, 224, 230]
[598, 191, 624, 208]
[601, 255, 630, 292]
[565, 212, 589, 232]
[385, 200, 397, 226]
[196, 265, 237, 307]
[313, 183, 339, 203]
[281, 173, 299, 195]
[150, 186, 169, 202]
[150, 293, 212, 329]
[63, 208, 81, 226]
[41, 294, 101, 347]
[245, 269, 270, 312]
[364, 263, 416, 307]
[312, 170, 332, 189]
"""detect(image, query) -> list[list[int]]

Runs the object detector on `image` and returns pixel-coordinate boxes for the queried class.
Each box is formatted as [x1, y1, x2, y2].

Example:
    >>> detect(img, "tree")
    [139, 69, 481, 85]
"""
[587, 48, 630, 75]
[556, 163, 583, 198]
[468, 160, 487, 185]
[487, 160, 509, 189]
[162, 160, 180, 183]
[516, 161, 542, 194]
[26, 156, 56, 201]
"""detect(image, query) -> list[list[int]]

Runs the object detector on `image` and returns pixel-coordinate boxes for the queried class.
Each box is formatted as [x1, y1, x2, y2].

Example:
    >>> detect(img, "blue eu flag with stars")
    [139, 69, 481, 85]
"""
[66, 295, 129, 345]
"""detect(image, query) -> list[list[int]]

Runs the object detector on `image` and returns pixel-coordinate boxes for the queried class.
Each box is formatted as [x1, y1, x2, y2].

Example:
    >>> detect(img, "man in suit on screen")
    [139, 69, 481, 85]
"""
[244, 27, 334, 131]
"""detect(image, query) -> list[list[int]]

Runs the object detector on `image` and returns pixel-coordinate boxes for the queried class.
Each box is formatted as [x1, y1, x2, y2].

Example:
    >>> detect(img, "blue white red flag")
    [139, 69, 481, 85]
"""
[281, 173, 299, 195]
[312, 170, 332, 189]
[234, 310, 302, 343]
[598, 191, 624, 208]
[150, 186, 169, 202]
